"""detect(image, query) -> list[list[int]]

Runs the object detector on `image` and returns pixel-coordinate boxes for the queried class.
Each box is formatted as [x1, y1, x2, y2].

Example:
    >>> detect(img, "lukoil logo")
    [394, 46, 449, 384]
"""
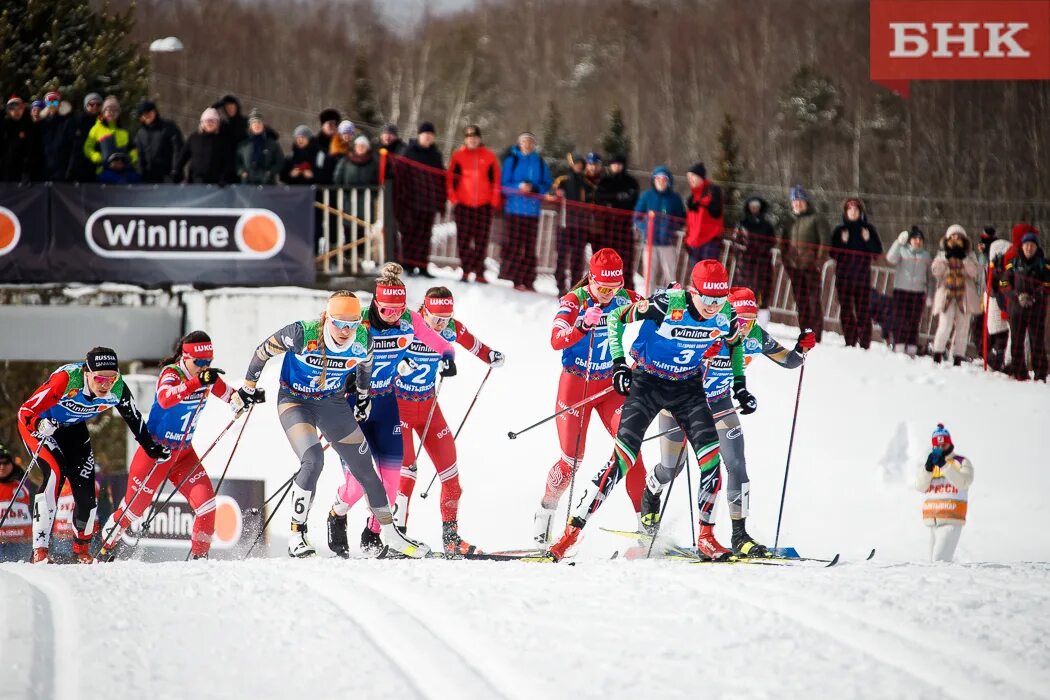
[84, 207, 286, 259]
[0, 206, 21, 257]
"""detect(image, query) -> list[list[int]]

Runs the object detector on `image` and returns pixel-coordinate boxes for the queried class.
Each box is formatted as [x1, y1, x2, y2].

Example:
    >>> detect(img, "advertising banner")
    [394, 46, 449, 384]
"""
[0, 184, 50, 281]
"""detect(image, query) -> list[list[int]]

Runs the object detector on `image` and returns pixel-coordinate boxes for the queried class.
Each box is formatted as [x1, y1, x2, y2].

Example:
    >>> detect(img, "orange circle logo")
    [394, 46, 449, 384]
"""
[0, 206, 21, 256]
[397, 337, 408, 348]
[240, 214, 280, 253]
[212, 497, 243, 546]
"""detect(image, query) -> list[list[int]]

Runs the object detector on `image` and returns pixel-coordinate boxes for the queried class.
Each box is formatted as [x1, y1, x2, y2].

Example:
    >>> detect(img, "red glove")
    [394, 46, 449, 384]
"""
[795, 329, 816, 353]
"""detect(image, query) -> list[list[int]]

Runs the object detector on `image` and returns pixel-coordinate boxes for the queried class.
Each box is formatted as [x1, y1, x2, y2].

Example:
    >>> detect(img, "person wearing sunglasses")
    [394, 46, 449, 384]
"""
[646, 287, 814, 560]
[547, 260, 747, 561]
[98, 331, 236, 561]
[385, 285, 505, 556]
[238, 290, 428, 559]
[16, 347, 169, 564]
[328, 263, 455, 557]
[533, 248, 648, 545]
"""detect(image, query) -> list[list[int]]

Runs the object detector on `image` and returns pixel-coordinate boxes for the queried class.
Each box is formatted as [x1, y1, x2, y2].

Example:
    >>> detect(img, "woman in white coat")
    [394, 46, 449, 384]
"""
[915, 424, 974, 562]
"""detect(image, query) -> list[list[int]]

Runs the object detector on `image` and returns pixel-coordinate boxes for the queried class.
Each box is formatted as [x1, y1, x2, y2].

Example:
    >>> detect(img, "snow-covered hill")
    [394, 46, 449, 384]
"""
[3, 271, 1048, 699]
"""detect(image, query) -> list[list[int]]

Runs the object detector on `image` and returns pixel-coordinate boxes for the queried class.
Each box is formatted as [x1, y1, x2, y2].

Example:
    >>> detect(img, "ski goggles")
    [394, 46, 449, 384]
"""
[593, 283, 622, 296]
[92, 373, 119, 386]
[330, 318, 361, 330]
[191, 358, 212, 368]
[692, 292, 727, 306]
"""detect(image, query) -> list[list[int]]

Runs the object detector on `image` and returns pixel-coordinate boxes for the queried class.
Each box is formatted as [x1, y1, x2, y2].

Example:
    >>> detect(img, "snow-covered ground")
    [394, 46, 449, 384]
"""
[3, 270, 1049, 699]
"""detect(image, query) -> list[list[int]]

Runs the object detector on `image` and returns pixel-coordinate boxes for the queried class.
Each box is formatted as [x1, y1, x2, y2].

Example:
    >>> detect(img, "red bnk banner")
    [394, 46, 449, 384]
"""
[871, 0, 1050, 94]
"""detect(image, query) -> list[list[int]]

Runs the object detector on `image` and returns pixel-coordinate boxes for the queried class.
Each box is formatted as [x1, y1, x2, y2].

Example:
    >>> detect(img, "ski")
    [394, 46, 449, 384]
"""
[602, 527, 847, 566]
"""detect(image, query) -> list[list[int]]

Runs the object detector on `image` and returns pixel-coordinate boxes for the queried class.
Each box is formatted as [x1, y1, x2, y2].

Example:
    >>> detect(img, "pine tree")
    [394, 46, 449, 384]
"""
[715, 113, 745, 222]
[600, 107, 631, 162]
[0, 0, 148, 109]
[540, 100, 574, 176]
[349, 52, 381, 134]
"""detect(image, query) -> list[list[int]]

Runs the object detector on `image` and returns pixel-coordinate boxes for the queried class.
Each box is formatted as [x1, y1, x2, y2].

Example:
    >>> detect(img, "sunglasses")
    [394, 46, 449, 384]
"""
[93, 374, 118, 385]
[593, 283, 622, 296]
[377, 305, 404, 315]
[191, 358, 212, 368]
[330, 318, 361, 330]
[694, 293, 726, 306]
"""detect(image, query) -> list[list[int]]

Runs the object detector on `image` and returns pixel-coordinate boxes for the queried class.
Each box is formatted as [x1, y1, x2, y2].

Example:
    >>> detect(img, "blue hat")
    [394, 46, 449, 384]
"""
[1021, 231, 1039, 245]
[789, 185, 808, 202]
[931, 423, 952, 449]
[585, 151, 602, 164]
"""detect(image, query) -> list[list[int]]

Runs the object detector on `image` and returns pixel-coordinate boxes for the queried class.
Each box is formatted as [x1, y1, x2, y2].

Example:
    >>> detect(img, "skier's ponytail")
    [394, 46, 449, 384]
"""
[570, 273, 590, 291]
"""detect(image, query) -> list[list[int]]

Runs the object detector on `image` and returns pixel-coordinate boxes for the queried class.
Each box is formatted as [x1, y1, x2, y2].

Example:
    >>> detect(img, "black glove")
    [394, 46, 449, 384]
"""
[238, 386, 266, 405]
[612, 359, 632, 396]
[733, 379, 758, 415]
[439, 356, 457, 378]
[925, 449, 946, 472]
[144, 442, 171, 461]
[198, 367, 225, 386]
[353, 391, 371, 422]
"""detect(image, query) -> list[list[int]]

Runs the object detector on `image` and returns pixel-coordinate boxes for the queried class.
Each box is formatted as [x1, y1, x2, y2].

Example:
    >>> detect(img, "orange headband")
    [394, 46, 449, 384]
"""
[327, 295, 361, 318]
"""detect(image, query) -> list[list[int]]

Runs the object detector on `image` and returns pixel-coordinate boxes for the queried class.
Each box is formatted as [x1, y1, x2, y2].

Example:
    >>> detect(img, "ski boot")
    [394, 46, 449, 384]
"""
[288, 522, 316, 558]
[360, 523, 384, 556]
[441, 520, 479, 557]
[31, 547, 51, 564]
[380, 522, 431, 559]
[393, 492, 409, 534]
[72, 540, 95, 565]
[191, 552, 209, 561]
[640, 487, 662, 537]
[327, 508, 350, 559]
[696, 524, 732, 562]
[731, 519, 769, 558]
[533, 505, 555, 544]
[547, 522, 582, 562]
[97, 541, 120, 563]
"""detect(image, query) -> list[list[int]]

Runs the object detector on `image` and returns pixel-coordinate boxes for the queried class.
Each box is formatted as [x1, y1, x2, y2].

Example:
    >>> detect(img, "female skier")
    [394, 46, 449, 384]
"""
[390, 286, 505, 556]
[17, 347, 169, 564]
[533, 248, 648, 544]
[238, 290, 426, 558]
[326, 263, 456, 556]
[98, 331, 237, 561]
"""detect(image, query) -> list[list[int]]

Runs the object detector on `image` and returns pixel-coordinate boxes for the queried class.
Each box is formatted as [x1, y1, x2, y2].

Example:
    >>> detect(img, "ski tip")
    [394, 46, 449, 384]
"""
[610, 551, 619, 560]
[866, 548, 876, 561]
[825, 553, 841, 567]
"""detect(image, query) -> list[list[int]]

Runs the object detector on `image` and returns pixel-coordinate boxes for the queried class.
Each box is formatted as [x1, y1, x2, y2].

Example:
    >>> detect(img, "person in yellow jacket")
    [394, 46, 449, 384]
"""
[83, 96, 137, 175]
[915, 424, 974, 562]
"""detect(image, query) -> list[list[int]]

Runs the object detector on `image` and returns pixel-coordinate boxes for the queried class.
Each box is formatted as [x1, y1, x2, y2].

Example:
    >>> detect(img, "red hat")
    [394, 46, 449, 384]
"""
[690, 260, 729, 296]
[374, 282, 407, 307]
[424, 295, 454, 316]
[931, 424, 952, 449]
[589, 248, 624, 287]
[728, 287, 758, 319]
[182, 341, 214, 360]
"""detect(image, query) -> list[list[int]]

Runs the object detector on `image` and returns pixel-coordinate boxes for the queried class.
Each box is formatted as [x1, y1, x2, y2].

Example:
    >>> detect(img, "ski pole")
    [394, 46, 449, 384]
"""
[184, 404, 256, 560]
[773, 362, 806, 551]
[421, 367, 492, 499]
[684, 441, 696, 547]
[646, 441, 689, 559]
[507, 385, 614, 439]
[0, 442, 45, 535]
[243, 475, 295, 559]
[564, 331, 596, 527]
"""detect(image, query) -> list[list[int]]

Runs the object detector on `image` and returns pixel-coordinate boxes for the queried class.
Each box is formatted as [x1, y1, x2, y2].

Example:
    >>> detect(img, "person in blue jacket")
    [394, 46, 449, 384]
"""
[634, 166, 686, 289]
[500, 132, 552, 291]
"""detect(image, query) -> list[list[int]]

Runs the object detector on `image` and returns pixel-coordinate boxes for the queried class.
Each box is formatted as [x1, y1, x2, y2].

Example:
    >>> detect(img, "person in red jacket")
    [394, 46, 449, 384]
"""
[684, 162, 725, 266]
[447, 124, 501, 283]
[534, 248, 647, 543]
[393, 286, 505, 555]
[0, 444, 32, 562]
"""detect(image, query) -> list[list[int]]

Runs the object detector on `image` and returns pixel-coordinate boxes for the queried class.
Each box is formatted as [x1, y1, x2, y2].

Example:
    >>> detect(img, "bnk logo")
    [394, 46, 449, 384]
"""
[85, 207, 286, 259]
[0, 206, 21, 257]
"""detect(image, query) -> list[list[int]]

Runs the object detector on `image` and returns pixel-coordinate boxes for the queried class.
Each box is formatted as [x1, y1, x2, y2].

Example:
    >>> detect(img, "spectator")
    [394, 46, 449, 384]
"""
[684, 162, 725, 266]
[1, 96, 40, 182]
[283, 125, 323, 185]
[930, 224, 980, 365]
[39, 90, 72, 181]
[781, 185, 828, 342]
[237, 109, 284, 184]
[0, 444, 32, 563]
[84, 96, 136, 175]
[633, 165, 686, 290]
[29, 99, 43, 122]
[316, 108, 340, 182]
[500, 131, 552, 291]
[65, 92, 103, 182]
[133, 99, 184, 183]
[328, 120, 355, 164]
[985, 238, 1012, 372]
[886, 226, 933, 356]
[174, 107, 235, 184]
[582, 152, 603, 244]
[397, 121, 446, 277]
[731, 195, 776, 322]
[594, 153, 640, 289]
[550, 152, 593, 296]
[915, 424, 974, 563]
[1003, 230, 1049, 381]
[377, 123, 406, 157]
[829, 198, 882, 349]
[447, 124, 500, 283]
[212, 94, 248, 151]
[332, 135, 380, 216]
[973, 226, 997, 342]
[1004, 222, 1035, 266]
[97, 151, 141, 184]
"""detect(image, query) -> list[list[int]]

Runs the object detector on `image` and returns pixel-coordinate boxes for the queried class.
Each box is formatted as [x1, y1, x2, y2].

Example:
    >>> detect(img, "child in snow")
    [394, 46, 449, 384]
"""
[915, 424, 974, 563]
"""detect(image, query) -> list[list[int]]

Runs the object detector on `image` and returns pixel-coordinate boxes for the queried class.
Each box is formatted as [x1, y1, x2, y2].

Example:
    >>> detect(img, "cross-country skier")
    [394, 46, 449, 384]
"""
[643, 287, 814, 559]
[327, 264, 455, 556]
[97, 331, 237, 561]
[17, 347, 170, 564]
[547, 260, 749, 561]
[238, 290, 427, 558]
[533, 248, 648, 544]
[386, 286, 505, 556]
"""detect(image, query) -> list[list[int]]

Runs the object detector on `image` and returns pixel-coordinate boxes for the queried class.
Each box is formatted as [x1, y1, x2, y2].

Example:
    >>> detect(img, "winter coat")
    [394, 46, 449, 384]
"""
[915, 451, 974, 526]
[84, 119, 137, 173]
[394, 139, 446, 214]
[1004, 244, 1050, 310]
[986, 239, 1012, 335]
[65, 111, 100, 182]
[685, 179, 724, 248]
[829, 208, 883, 283]
[733, 196, 776, 260]
[97, 166, 142, 184]
[237, 134, 284, 185]
[633, 167, 686, 246]
[886, 239, 933, 293]
[595, 171, 640, 211]
[552, 169, 596, 228]
[501, 146, 552, 218]
[213, 95, 248, 153]
[0, 113, 41, 182]
[40, 114, 72, 181]
[134, 115, 184, 183]
[782, 206, 829, 270]
[332, 151, 380, 218]
[175, 131, 235, 184]
[931, 232, 980, 316]
[283, 141, 324, 185]
[447, 144, 501, 209]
